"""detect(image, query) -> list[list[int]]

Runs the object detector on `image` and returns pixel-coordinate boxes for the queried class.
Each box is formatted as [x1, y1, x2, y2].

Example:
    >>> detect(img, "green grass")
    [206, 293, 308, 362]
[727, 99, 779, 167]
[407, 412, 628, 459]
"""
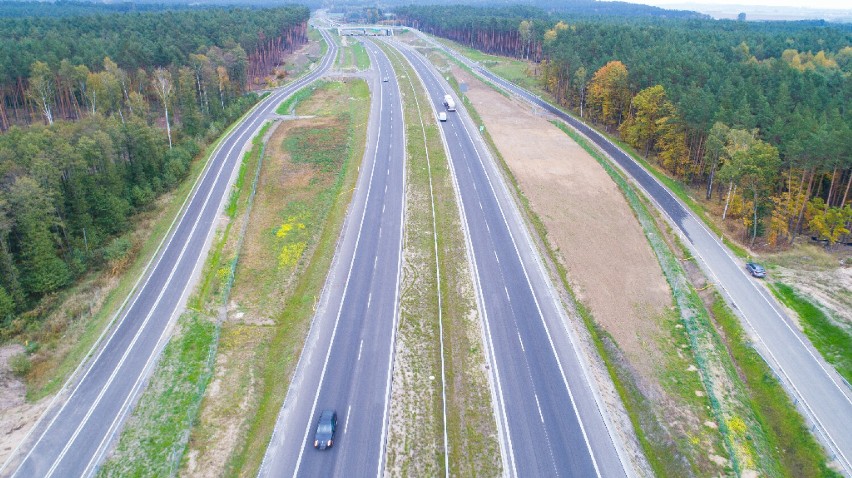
[711, 294, 841, 477]
[225, 79, 370, 476]
[227, 122, 271, 217]
[551, 118, 839, 476]
[607, 134, 749, 259]
[283, 118, 348, 170]
[352, 41, 370, 70]
[549, 120, 743, 475]
[275, 83, 317, 115]
[98, 312, 216, 477]
[770, 282, 852, 385]
[434, 31, 838, 476]
[26, 96, 262, 401]
[98, 118, 273, 477]
[380, 41, 501, 476]
[439, 58, 716, 473]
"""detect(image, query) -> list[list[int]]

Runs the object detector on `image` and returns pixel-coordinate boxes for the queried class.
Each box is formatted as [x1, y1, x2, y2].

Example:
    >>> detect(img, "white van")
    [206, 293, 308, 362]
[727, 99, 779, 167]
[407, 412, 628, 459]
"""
[438, 112, 447, 122]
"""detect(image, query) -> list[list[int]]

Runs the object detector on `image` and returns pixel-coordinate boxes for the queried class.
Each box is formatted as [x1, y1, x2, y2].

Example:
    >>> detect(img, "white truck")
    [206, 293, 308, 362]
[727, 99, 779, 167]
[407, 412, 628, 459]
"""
[443, 94, 456, 112]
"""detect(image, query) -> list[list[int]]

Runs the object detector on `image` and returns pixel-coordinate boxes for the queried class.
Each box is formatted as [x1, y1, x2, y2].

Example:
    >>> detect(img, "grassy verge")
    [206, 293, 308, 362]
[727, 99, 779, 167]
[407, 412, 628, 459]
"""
[770, 283, 852, 385]
[554, 120, 838, 476]
[98, 121, 272, 477]
[380, 42, 501, 477]
[352, 41, 370, 70]
[25, 97, 261, 402]
[554, 120, 797, 475]
[275, 83, 318, 115]
[437, 49, 781, 473]
[429, 31, 839, 477]
[710, 294, 841, 477]
[214, 80, 368, 477]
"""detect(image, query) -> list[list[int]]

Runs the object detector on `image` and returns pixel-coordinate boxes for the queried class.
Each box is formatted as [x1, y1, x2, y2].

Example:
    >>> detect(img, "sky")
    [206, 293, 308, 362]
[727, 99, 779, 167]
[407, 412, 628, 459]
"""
[634, 0, 850, 9]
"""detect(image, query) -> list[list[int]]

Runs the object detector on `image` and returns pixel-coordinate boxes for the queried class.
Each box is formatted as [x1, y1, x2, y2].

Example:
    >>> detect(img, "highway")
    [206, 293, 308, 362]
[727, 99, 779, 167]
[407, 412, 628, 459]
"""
[257, 38, 405, 477]
[1, 28, 338, 478]
[386, 40, 630, 477]
[423, 34, 852, 475]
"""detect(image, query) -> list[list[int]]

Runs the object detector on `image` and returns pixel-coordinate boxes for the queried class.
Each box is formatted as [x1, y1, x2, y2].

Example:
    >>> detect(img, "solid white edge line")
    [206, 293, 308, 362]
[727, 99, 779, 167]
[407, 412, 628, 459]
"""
[257, 30, 379, 477]
[453, 27, 851, 475]
[393, 41, 517, 478]
[46, 88, 270, 478]
[2, 66, 268, 478]
[381, 39, 451, 477]
[80, 112, 274, 478]
[368, 40, 406, 478]
[480, 41, 852, 472]
[81, 31, 341, 477]
[422, 32, 639, 477]
[290, 38, 385, 478]
[4, 39, 335, 476]
[415, 45, 604, 477]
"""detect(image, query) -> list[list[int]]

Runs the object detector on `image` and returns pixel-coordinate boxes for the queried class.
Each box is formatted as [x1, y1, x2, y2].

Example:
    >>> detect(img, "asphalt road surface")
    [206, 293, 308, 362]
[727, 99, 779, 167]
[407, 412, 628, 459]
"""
[387, 40, 630, 478]
[423, 34, 852, 475]
[257, 39, 405, 477]
[1, 28, 338, 478]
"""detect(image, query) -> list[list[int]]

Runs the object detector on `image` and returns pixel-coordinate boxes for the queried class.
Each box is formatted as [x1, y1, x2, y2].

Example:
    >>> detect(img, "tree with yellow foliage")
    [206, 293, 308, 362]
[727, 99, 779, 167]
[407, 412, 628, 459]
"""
[620, 84, 667, 156]
[587, 60, 630, 131]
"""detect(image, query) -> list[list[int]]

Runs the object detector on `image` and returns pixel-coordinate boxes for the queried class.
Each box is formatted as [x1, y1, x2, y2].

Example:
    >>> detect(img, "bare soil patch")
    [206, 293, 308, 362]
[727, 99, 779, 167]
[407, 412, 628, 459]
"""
[452, 66, 671, 378]
[0, 345, 49, 464]
[767, 244, 852, 328]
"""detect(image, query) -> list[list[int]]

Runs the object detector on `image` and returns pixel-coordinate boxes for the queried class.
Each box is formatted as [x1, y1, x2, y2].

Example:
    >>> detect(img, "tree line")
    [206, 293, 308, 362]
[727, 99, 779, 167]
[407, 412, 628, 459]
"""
[0, 5, 309, 336]
[0, 5, 309, 128]
[396, 5, 852, 248]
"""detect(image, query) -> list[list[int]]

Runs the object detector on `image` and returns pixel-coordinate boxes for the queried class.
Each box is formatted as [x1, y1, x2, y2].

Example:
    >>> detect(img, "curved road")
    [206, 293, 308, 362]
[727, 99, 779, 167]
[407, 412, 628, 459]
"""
[423, 33, 852, 475]
[1, 28, 338, 478]
[258, 38, 406, 477]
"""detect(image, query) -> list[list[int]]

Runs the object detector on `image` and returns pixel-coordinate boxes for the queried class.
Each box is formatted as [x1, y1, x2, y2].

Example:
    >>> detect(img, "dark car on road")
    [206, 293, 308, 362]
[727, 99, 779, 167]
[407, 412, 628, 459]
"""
[313, 409, 337, 450]
[746, 262, 766, 278]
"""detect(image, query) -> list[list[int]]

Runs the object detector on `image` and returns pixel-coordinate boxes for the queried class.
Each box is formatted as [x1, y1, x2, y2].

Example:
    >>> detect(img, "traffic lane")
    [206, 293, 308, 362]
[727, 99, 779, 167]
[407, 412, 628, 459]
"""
[10, 32, 338, 477]
[466, 49, 852, 471]
[450, 62, 629, 477]
[404, 45, 559, 474]
[256, 36, 381, 477]
[11, 84, 280, 477]
[50, 120, 261, 474]
[446, 116, 598, 476]
[479, 57, 852, 467]
[681, 216, 852, 464]
[298, 155, 398, 476]
[402, 43, 598, 474]
[293, 43, 404, 477]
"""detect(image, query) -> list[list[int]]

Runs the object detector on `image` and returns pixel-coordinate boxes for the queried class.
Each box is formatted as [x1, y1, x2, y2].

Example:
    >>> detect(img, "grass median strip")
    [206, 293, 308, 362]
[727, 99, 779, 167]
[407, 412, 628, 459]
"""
[427, 40, 785, 474]
[186, 79, 368, 477]
[379, 41, 501, 477]
[352, 41, 370, 70]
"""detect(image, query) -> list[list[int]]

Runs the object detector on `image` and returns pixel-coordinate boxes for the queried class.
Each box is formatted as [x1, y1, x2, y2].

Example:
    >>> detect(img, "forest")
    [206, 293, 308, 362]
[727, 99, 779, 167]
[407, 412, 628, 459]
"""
[397, 5, 852, 249]
[0, 4, 309, 336]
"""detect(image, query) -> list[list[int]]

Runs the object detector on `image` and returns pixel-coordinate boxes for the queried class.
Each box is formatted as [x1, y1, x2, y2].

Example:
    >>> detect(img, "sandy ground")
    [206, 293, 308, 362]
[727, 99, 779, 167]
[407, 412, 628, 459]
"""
[0, 345, 49, 465]
[767, 245, 852, 328]
[451, 67, 672, 377]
